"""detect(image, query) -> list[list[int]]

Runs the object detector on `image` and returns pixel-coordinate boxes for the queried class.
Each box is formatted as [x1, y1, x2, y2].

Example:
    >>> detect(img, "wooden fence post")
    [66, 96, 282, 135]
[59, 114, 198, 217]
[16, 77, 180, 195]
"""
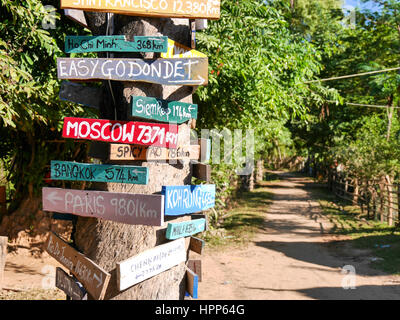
[255, 160, 264, 184]
[353, 178, 359, 204]
[397, 182, 400, 224]
[385, 175, 393, 226]
[379, 181, 385, 223]
[373, 184, 378, 220]
[0, 236, 7, 290]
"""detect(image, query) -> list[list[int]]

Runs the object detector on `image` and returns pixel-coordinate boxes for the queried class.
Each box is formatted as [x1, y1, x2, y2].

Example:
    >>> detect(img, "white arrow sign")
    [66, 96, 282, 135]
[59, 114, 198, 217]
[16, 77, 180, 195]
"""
[46, 191, 63, 206]
[93, 273, 103, 288]
[168, 75, 206, 85]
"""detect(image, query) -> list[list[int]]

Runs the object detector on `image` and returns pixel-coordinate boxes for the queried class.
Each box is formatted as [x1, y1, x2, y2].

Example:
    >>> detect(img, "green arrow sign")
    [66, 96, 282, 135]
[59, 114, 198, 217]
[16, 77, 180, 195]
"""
[130, 96, 198, 124]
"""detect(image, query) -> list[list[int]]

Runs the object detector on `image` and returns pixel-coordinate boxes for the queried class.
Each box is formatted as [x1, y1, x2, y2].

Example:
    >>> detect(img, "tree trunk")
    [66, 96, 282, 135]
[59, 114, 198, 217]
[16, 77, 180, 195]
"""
[74, 13, 194, 300]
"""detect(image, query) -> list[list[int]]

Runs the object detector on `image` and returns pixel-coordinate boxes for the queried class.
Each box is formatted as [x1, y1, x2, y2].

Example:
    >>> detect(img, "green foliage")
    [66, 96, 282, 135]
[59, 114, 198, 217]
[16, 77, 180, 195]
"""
[286, 0, 400, 185]
[195, 0, 325, 131]
[192, 0, 332, 208]
[0, 0, 94, 207]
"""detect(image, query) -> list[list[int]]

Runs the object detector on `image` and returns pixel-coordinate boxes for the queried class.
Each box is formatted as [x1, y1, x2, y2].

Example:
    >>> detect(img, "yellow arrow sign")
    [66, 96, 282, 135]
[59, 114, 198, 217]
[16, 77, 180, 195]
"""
[161, 39, 206, 59]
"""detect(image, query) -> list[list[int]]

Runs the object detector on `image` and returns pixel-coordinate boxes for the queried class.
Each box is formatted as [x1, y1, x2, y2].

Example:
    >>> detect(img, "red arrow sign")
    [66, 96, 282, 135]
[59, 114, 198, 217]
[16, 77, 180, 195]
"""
[62, 117, 179, 148]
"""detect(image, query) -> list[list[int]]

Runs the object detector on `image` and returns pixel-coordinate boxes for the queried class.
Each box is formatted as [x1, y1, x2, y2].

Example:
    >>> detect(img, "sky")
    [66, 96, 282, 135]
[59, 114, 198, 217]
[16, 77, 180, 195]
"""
[344, 0, 381, 11]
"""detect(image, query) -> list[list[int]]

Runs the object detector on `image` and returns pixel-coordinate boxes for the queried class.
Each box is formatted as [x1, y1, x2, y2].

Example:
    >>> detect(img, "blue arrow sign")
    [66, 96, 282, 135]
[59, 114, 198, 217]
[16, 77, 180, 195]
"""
[162, 185, 215, 216]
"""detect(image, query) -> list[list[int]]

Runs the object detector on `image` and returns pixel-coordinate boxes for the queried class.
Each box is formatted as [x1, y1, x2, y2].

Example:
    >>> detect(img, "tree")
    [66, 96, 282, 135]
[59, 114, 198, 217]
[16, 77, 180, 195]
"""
[72, 12, 195, 299]
[0, 0, 93, 238]
[194, 0, 331, 173]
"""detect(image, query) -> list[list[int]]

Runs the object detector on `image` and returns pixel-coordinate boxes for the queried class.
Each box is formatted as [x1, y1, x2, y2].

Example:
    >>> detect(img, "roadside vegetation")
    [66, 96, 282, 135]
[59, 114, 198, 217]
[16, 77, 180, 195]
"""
[311, 185, 400, 275]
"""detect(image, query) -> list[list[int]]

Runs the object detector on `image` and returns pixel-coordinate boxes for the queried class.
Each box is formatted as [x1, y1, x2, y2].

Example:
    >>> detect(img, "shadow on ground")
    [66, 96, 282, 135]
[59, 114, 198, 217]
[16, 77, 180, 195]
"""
[242, 284, 400, 300]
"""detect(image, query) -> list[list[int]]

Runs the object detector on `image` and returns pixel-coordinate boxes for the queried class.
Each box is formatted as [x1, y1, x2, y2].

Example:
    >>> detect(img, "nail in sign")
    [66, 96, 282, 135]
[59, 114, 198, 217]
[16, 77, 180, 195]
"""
[51, 161, 149, 185]
[65, 36, 168, 53]
[45, 232, 111, 300]
[42, 187, 164, 227]
[62, 117, 179, 149]
[162, 185, 215, 216]
[117, 238, 186, 291]
[130, 96, 198, 124]
[57, 58, 208, 86]
[60, 0, 220, 19]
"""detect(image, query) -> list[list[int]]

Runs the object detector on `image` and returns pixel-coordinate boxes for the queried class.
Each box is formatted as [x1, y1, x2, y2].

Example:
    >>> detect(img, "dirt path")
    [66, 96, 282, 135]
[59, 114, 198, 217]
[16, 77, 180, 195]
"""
[199, 172, 400, 300]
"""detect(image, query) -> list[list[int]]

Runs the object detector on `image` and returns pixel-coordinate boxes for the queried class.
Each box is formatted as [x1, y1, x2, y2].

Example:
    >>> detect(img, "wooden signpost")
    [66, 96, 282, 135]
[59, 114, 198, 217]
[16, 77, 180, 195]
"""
[42, 187, 165, 227]
[130, 96, 198, 124]
[65, 36, 168, 53]
[117, 238, 186, 291]
[56, 267, 87, 300]
[109, 144, 200, 161]
[186, 268, 199, 299]
[60, 0, 220, 19]
[189, 237, 204, 255]
[64, 9, 88, 28]
[44, 232, 111, 300]
[166, 218, 206, 240]
[187, 260, 202, 282]
[192, 162, 211, 182]
[57, 58, 208, 86]
[161, 39, 206, 59]
[162, 184, 215, 216]
[51, 161, 149, 185]
[62, 117, 179, 149]
[59, 81, 102, 109]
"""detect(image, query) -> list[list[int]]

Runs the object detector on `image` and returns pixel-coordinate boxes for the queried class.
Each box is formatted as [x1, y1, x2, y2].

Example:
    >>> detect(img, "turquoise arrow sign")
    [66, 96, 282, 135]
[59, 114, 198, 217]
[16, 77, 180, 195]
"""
[166, 218, 206, 240]
[51, 161, 149, 185]
[65, 35, 168, 53]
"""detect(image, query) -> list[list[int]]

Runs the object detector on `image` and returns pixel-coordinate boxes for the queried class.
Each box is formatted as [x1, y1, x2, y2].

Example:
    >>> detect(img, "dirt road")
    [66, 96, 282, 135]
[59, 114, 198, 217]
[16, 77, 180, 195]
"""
[199, 172, 400, 300]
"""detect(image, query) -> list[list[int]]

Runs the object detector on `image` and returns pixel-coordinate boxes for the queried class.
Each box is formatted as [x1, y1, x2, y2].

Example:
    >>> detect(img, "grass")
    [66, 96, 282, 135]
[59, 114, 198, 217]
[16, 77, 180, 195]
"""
[311, 186, 400, 275]
[203, 184, 273, 248]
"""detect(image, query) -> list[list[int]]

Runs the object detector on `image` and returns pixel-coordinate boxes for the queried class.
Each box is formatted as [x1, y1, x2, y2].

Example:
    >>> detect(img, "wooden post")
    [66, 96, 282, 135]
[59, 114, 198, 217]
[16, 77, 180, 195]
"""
[0, 236, 7, 290]
[397, 183, 400, 225]
[73, 13, 196, 300]
[255, 160, 264, 184]
[353, 178, 359, 204]
[379, 181, 385, 223]
[386, 175, 393, 226]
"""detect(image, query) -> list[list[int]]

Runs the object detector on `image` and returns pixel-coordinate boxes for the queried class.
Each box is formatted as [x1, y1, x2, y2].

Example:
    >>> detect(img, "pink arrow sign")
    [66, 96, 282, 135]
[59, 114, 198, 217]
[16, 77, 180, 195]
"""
[62, 117, 179, 148]
[42, 187, 164, 226]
